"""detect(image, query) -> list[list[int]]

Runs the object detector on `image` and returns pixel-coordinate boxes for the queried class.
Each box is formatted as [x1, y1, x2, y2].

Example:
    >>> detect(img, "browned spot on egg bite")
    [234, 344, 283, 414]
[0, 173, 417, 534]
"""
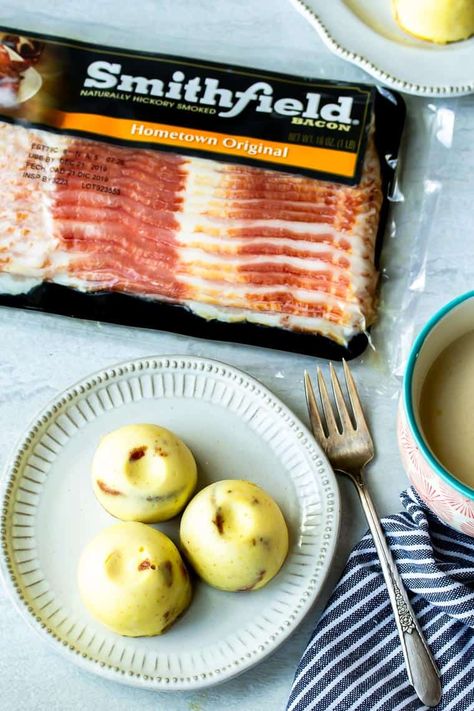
[154, 446, 169, 457]
[160, 606, 179, 633]
[146, 489, 180, 503]
[129, 446, 147, 461]
[213, 509, 224, 534]
[252, 497, 260, 504]
[96, 479, 122, 496]
[238, 569, 266, 592]
[138, 559, 156, 571]
[160, 560, 173, 587]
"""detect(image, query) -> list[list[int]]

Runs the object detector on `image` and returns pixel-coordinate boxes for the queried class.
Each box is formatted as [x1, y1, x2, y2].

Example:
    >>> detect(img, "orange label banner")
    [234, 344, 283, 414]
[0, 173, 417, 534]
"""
[53, 112, 357, 178]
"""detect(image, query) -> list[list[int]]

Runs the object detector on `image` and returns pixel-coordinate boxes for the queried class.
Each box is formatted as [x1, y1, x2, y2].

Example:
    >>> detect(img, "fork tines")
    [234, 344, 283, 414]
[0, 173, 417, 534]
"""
[304, 359, 369, 437]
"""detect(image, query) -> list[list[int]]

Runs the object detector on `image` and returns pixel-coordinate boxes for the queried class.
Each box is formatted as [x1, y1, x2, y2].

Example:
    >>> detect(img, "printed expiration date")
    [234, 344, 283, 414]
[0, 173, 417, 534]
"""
[22, 143, 122, 194]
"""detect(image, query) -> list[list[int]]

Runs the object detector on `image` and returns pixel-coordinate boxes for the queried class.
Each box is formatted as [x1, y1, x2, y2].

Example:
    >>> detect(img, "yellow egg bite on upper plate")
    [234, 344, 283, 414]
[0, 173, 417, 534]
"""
[392, 0, 474, 43]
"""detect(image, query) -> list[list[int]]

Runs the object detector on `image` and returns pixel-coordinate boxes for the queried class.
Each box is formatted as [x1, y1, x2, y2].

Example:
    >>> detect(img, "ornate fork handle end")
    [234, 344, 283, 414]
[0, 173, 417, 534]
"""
[353, 476, 442, 708]
[393, 581, 416, 634]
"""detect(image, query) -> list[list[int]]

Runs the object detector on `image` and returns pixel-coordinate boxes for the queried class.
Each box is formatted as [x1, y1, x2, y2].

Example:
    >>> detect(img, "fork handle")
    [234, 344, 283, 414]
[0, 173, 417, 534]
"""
[349, 472, 442, 708]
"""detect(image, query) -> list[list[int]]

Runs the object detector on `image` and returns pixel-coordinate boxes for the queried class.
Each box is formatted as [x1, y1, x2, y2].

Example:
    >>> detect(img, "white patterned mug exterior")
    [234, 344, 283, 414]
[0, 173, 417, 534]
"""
[397, 291, 474, 536]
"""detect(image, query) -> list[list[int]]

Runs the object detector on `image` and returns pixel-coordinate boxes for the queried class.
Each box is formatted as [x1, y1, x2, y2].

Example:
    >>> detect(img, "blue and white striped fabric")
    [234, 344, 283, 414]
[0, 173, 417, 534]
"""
[287, 488, 474, 711]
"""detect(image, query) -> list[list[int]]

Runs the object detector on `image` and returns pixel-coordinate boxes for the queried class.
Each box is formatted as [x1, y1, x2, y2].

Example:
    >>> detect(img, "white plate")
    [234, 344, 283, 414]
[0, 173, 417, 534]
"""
[0, 356, 339, 691]
[290, 0, 474, 96]
[3, 45, 42, 103]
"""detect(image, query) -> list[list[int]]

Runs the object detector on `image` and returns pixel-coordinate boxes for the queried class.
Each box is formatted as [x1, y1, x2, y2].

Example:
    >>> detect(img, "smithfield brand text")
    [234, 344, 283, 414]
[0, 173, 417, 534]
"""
[83, 62, 356, 124]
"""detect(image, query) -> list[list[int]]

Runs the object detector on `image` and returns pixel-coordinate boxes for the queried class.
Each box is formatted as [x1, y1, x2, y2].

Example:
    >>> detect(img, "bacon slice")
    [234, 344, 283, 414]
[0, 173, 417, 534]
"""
[0, 121, 382, 345]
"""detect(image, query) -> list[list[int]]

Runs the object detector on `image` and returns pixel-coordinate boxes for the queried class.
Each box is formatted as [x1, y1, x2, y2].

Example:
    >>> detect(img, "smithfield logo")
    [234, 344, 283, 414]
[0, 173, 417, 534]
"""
[82, 61, 359, 128]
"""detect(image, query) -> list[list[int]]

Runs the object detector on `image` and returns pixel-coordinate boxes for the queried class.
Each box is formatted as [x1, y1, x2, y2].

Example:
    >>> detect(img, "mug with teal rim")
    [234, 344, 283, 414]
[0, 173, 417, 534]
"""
[397, 291, 474, 535]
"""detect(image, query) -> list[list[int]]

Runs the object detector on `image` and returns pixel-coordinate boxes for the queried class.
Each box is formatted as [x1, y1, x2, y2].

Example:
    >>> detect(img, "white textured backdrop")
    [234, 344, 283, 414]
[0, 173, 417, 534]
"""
[0, 1, 473, 709]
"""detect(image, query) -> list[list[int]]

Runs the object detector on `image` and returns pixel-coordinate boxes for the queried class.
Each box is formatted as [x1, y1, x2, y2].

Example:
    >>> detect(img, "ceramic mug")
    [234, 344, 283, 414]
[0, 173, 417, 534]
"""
[397, 291, 474, 535]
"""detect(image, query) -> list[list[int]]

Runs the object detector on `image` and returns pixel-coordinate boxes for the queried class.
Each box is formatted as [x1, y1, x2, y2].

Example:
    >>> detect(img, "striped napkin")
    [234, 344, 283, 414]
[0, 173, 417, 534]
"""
[287, 488, 474, 711]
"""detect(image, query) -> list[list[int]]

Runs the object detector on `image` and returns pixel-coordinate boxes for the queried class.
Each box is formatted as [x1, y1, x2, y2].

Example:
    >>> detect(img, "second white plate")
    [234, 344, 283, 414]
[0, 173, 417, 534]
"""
[0, 355, 339, 691]
[291, 0, 474, 96]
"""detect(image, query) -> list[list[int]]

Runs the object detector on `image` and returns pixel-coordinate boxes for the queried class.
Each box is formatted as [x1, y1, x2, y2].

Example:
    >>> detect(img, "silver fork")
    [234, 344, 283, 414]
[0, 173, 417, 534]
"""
[304, 360, 441, 708]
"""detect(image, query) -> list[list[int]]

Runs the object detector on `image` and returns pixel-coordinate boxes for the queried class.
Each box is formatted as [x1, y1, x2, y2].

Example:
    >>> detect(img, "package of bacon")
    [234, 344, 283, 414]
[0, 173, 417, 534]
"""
[0, 26, 405, 359]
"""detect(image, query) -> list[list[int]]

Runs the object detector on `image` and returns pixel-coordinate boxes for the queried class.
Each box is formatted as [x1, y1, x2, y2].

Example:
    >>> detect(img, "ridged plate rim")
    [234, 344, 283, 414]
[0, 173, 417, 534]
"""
[290, 0, 474, 97]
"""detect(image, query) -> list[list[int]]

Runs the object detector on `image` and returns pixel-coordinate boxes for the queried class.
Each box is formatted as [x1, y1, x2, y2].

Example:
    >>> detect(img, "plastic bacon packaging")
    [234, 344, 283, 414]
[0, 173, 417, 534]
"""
[0, 28, 405, 359]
